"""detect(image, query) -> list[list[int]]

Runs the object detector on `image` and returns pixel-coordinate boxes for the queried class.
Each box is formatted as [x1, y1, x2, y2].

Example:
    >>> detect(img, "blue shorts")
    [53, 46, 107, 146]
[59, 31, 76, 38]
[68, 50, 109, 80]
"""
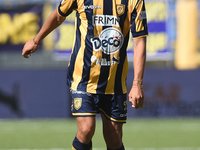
[70, 90, 127, 123]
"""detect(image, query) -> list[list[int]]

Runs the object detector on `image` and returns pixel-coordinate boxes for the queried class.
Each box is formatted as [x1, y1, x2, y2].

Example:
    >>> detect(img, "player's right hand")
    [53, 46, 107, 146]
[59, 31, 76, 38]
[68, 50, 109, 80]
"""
[22, 39, 39, 58]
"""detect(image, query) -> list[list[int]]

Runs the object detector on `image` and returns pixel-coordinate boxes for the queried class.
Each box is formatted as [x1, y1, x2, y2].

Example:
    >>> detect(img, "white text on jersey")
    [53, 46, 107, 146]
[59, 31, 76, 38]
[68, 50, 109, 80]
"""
[92, 15, 120, 27]
[82, 5, 101, 9]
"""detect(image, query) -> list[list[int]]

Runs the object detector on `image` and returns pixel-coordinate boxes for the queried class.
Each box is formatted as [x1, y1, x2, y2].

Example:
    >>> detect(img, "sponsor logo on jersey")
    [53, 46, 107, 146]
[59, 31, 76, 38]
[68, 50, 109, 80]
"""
[91, 27, 124, 55]
[74, 98, 82, 110]
[120, 113, 127, 117]
[91, 55, 120, 66]
[93, 15, 120, 27]
[71, 90, 92, 97]
[139, 11, 147, 20]
[116, 4, 125, 16]
[82, 5, 101, 9]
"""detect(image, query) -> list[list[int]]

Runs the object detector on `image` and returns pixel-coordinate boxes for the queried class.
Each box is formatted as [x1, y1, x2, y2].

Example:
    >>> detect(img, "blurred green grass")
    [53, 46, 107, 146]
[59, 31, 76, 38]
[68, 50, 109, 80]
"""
[0, 118, 200, 149]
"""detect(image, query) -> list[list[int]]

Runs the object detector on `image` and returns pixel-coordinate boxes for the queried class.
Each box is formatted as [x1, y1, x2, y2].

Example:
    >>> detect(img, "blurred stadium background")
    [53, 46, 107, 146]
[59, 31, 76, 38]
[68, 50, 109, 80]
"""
[0, 0, 200, 149]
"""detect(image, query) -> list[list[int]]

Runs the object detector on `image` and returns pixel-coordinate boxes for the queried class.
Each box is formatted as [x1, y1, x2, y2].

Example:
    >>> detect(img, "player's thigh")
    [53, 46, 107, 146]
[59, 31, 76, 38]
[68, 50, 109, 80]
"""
[101, 114, 123, 137]
[101, 114, 123, 149]
[76, 116, 96, 143]
[76, 116, 96, 134]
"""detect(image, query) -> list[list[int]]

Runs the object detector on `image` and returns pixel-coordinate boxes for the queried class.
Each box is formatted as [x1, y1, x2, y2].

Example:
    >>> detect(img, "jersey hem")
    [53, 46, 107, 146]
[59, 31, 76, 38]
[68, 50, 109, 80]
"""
[57, 7, 67, 17]
[133, 34, 148, 39]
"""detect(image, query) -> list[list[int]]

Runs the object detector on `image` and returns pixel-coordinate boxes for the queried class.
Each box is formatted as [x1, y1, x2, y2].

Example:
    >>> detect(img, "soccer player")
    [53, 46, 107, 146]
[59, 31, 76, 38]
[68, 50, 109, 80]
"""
[22, 0, 148, 149]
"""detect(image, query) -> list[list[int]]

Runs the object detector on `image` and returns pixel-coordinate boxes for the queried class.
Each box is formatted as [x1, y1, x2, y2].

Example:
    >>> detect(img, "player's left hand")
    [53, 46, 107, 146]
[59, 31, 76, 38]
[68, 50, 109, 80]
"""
[22, 39, 39, 58]
[128, 85, 144, 109]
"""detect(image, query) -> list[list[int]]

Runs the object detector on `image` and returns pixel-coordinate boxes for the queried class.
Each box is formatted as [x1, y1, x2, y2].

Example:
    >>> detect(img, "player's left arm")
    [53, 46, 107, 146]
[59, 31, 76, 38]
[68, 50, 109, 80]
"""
[129, 36, 146, 109]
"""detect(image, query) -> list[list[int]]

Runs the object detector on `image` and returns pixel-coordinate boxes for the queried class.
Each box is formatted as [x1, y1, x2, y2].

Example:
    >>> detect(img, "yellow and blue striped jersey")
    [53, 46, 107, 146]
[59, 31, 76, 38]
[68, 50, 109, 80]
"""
[58, 0, 148, 94]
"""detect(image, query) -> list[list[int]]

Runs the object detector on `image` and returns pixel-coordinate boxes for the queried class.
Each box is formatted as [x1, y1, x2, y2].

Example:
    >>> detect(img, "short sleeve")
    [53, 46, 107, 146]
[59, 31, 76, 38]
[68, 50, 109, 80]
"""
[58, 0, 78, 17]
[130, 0, 148, 39]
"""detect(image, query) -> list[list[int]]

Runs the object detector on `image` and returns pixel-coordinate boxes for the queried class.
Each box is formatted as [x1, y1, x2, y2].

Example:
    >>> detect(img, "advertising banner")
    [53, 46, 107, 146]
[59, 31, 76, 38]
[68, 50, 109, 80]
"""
[1, 0, 199, 63]
[0, 3, 44, 51]
[0, 69, 200, 118]
[141, 0, 171, 60]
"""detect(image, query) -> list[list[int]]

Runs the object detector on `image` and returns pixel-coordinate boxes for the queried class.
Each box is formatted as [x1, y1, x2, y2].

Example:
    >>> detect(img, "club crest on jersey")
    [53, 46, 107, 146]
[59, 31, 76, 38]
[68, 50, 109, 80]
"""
[74, 98, 82, 110]
[116, 4, 125, 16]
[91, 27, 124, 55]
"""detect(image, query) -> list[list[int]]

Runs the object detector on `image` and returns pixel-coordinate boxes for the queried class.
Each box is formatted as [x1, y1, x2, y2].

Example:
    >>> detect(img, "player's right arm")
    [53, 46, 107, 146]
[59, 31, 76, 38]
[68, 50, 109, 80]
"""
[22, 9, 66, 58]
